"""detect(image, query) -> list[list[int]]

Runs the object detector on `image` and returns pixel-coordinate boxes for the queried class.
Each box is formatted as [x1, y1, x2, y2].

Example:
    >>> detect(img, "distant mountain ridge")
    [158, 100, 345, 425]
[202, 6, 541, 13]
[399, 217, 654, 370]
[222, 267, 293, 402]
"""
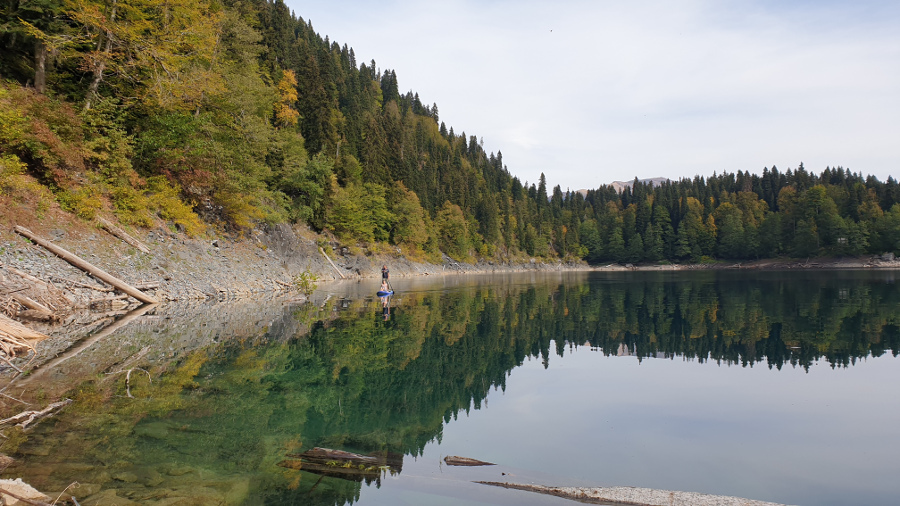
[575, 177, 670, 196]
[609, 177, 670, 192]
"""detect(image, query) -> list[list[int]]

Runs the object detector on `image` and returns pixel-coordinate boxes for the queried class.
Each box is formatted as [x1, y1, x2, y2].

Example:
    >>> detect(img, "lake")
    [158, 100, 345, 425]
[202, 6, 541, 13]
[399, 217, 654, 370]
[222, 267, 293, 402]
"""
[4, 270, 899, 505]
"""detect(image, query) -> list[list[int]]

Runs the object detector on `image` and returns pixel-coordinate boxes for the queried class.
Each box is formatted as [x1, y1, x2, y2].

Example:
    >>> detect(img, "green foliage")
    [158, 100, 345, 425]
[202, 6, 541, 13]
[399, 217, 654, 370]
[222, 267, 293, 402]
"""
[389, 183, 430, 252]
[435, 201, 470, 261]
[292, 269, 319, 296]
[145, 176, 205, 236]
[80, 96, 136, 185]
[110, 185, 154, 227]
[57, 184, 102, 220]
[1, 2, 898, 264]
[327, 178, 393, 243]
[0, 154, 53, 212]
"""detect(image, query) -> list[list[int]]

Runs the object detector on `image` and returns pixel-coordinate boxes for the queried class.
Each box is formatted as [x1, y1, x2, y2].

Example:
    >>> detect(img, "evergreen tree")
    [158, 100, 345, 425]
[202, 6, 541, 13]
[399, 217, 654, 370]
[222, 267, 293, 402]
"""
[625, 232, 644, 263]
[644, 224, 664, 262]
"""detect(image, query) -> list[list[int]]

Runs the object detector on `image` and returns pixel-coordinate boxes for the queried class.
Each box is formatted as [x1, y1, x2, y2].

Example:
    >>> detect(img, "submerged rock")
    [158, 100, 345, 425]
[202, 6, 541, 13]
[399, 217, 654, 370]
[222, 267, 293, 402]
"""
[0, 478, 51, 505]
[81, 489, 138, 506]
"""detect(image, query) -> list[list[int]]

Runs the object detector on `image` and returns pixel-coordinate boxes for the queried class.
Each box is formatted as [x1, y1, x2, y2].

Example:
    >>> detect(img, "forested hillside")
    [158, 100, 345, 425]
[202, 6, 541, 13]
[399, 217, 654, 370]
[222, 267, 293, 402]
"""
[2, 0, 899, 263]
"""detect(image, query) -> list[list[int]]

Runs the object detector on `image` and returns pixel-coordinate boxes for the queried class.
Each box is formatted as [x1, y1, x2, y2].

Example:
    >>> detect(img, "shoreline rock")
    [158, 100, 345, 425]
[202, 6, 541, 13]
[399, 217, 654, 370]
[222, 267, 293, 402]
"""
[476, 482, 791, 506]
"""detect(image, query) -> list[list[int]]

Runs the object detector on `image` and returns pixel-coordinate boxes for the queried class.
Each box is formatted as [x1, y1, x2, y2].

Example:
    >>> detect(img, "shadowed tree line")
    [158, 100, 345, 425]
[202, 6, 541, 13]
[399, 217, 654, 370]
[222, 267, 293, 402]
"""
[580, 168, 900, 264]
[2, 2, 900, 264]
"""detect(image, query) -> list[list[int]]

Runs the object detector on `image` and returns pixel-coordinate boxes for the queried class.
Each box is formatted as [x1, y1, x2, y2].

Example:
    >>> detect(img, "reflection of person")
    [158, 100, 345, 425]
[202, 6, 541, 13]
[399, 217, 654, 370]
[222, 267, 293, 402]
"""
[380, 295, 390, 321]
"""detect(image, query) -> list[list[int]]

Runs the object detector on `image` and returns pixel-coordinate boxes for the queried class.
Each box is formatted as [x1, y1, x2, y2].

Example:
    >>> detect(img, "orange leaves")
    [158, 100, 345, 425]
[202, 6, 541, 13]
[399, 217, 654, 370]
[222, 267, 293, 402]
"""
[275, 70, 300, 127]
[66, 0, 226, 112]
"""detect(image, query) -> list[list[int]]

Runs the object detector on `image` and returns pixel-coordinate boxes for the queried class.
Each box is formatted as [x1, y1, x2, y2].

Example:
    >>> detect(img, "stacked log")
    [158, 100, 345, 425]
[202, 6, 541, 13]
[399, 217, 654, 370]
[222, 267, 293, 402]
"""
[0, 314, 45, 371]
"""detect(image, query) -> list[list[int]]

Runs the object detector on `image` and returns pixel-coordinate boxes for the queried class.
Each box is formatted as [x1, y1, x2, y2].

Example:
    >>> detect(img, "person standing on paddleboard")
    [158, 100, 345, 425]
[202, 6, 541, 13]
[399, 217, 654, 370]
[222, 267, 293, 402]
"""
[381, 265, 390, 290]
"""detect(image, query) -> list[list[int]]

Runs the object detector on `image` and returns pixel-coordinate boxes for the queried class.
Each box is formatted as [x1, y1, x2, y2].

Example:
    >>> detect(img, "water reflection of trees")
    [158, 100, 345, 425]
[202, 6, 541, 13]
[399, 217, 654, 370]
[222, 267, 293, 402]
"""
[9, 273, 899, 504]
[564, 272, 900, 370]
[254, 272, 900, 501]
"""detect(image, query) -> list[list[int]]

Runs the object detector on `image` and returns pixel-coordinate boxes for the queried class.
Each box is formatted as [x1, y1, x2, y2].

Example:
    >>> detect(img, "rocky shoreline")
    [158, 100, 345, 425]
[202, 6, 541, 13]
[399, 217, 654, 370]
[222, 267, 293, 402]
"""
[3, 216, 896, 311]
[2, 214, 898, 349]
[0, 219, 589, 310]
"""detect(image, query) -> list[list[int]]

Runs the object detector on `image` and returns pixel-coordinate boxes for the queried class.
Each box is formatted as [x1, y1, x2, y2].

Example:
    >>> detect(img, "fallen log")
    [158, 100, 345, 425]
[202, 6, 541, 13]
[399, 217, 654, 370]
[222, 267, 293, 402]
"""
[0, 315, 39, 370]
[320, 247, 345, 279]
[444, 456, 495, 467]
[1, 268, 71, 315]
[0, 265, 51, 289]
[14, 226, 158, 304]
[98, 217, 150, 254]
[50, 276, 112, 292]
[10, 294, 53, 317]
[89, 294, 129, 305]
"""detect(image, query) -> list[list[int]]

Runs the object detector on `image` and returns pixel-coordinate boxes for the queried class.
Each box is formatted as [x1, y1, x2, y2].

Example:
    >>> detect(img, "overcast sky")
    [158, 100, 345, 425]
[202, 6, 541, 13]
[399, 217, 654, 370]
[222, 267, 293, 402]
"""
[283, 0, 900, 192]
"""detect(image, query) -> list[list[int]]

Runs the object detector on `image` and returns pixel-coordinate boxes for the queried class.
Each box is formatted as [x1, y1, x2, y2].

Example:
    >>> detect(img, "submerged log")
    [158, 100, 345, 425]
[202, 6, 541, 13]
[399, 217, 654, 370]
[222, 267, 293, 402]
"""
[444, 456, 496, 467]
[14, 226, 157, 304]
[276, 460, 383, 482]
[286, 447, 379, 465]
[0, 398, 72, 430]
[279, 447, 404, 483]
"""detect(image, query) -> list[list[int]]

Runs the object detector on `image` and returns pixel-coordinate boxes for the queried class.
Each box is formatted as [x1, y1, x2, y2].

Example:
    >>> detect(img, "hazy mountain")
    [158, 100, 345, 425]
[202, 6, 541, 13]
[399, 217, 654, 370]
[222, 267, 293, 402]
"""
[575, 177, 670, 195]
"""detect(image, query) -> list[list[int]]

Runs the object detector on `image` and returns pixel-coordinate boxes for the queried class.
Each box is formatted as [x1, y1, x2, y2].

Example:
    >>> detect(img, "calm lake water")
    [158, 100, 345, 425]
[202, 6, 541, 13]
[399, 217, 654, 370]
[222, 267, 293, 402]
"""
[5, 270, 900, 505]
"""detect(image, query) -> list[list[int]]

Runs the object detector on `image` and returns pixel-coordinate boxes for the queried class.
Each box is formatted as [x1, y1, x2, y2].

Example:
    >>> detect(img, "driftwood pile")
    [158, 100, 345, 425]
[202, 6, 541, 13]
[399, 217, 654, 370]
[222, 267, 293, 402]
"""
[0, 314, 45, 372]
[0, 224, 159, 375]
[0, 264, 70, 323]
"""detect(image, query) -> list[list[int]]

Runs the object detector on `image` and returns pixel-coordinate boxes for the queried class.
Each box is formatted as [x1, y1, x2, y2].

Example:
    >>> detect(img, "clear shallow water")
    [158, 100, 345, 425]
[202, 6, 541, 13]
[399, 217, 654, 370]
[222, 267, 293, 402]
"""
[5, 270, 900, 505]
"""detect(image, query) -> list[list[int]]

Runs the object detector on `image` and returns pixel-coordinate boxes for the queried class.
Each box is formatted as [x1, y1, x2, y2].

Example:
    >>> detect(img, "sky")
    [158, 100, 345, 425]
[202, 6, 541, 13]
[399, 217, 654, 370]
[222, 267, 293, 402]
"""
[282, 0, 900, 192]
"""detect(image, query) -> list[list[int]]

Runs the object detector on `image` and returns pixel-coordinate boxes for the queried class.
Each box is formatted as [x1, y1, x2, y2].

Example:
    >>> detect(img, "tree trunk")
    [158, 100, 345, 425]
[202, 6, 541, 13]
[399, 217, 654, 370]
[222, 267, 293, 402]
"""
[13, 226, 158, 304]
[85, 0, 117, 110]
[34, 39, 47, 93]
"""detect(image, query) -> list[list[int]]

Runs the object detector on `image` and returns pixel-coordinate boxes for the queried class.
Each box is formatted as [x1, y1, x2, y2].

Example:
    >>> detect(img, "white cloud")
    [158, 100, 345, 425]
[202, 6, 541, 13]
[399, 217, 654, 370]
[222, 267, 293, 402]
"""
[285, 0, 900, 190]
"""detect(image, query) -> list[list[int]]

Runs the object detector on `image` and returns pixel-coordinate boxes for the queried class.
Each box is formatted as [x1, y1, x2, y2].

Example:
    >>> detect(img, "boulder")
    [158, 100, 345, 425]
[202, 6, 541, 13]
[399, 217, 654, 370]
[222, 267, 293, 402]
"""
[0, 478, 50, 506]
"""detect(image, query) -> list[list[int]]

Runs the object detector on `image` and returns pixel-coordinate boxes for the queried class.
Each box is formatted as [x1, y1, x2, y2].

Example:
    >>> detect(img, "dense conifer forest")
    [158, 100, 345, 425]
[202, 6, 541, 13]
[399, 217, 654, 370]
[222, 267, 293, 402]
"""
[2, 0, 899, 263]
